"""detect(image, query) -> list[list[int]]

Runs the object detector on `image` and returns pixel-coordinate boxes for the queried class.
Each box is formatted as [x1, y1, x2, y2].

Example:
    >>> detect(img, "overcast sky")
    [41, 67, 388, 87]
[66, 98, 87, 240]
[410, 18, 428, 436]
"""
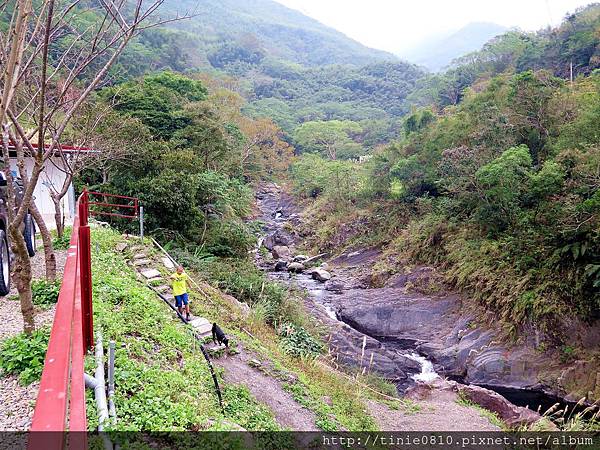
[274, 0, 595, 54]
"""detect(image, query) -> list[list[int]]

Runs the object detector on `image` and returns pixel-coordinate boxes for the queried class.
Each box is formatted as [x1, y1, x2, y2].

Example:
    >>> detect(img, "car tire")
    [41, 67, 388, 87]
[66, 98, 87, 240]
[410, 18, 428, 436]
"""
[24, 213, 36, 257]
[0, 230, 10, 296]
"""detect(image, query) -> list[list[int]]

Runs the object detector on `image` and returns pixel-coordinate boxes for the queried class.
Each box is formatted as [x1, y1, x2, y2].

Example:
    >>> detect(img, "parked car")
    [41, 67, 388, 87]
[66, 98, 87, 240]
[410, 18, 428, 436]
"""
[0, 172, 36, 295]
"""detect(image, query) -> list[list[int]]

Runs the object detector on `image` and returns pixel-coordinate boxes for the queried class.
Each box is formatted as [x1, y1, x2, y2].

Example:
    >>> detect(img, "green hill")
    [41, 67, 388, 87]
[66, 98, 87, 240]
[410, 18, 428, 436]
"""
[162, 0, 397, 67]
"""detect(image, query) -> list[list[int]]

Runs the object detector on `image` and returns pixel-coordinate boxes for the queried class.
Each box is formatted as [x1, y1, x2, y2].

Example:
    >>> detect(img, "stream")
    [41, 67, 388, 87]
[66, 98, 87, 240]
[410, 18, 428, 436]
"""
[252, 183, 592, 420]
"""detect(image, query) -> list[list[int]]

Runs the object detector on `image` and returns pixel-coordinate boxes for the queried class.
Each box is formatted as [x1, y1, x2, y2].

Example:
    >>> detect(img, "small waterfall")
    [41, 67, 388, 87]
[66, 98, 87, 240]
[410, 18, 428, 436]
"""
[406, 353, 439, 383]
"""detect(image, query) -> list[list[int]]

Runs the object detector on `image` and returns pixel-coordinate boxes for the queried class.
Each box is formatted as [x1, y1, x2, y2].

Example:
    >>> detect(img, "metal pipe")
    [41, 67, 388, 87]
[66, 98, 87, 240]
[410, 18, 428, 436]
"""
[84, 373, 98, 389]
[94, 334, 109, 432]
[107, 341, 117, 423]
[139, 206, 144, 241]
[84, 334, 112, 450]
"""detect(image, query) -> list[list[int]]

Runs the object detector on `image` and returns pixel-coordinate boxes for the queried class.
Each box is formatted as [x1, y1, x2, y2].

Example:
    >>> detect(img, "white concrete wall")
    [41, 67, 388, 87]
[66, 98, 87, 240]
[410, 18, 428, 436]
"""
[8, 157, 75, 230]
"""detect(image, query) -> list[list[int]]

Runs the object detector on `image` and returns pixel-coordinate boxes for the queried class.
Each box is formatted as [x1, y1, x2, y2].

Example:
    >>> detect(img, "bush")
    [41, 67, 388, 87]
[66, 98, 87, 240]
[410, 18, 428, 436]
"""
[203, 220, 256, 258]
[0, 328, 50, 384]
[278, 323, 322, 358]
[52, 227, 72, 250]
[31, 279, 61, 307]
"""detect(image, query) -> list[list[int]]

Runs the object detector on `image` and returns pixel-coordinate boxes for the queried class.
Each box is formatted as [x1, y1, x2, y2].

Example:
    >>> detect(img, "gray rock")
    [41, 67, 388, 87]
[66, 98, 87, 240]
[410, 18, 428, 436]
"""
[141, 269, 161, 279]
[312, 268, 331, 282]
[133, 258, 152, 266]
[455, 384, 542, 427]
[288, 262, 305, 273]
[272, 245, 291, 260]
[162, 257, 175, 269]
[293, 255, 308, 262]
[274, 260, 288, 272]
[248, 359, 262, 368]
[320, 262, 330, 270]
[263, 230, 294, 250]
[115, 242, 128, 253]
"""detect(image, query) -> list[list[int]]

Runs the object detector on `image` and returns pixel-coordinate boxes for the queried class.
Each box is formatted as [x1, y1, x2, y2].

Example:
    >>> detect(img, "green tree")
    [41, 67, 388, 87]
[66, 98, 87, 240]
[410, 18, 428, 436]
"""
[475, 145, 533, 232]
[294, 120, 362, 160]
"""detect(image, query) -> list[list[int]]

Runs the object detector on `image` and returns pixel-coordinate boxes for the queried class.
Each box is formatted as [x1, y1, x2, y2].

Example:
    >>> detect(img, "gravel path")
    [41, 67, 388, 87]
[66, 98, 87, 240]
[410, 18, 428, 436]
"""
[215, 344, 318, 431]
[0, 243, 67, 431]
[367, 389, 501, 431]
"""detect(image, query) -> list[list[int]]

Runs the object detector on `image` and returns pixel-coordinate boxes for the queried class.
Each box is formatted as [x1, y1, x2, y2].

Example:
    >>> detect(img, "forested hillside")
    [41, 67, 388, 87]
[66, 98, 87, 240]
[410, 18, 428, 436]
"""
[411, 4, 600, 108]
[97, 0, 424, 148]
[162, 0, 396, 67]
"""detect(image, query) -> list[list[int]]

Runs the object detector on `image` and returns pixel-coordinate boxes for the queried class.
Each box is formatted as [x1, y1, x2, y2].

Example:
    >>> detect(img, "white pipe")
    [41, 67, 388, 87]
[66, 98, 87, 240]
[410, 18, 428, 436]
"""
[94, 334, 109, 432]
[85, 373, 98, 389]
[108, 341, 117, 423]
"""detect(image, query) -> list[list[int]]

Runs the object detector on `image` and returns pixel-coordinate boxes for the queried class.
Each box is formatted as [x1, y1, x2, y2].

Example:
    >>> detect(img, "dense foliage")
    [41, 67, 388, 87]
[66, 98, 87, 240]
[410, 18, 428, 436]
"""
[82, 71, 291, 258]
[292, 67, 600, 336]
[31, 279, 61, 308]
[0, 329, 50, 385]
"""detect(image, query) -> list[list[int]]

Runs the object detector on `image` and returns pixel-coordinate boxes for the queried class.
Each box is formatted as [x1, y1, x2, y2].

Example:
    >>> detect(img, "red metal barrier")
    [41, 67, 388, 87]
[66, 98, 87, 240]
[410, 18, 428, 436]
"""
[29, 190, 92, 450]
[87, 191, 139, 219]
[28, 189, 139, 448]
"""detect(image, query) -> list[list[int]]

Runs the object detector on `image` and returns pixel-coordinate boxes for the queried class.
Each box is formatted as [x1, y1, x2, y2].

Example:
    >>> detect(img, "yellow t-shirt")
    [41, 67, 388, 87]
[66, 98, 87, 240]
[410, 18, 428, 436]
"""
[171, 272, 189, 296]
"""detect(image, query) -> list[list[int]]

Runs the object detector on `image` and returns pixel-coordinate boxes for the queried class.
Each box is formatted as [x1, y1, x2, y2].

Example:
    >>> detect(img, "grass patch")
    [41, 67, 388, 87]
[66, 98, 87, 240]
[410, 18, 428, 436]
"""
[456, 394, 505, 429]
[52, 227, 72, 250]
[31, 279, 61, 308]
[0, 328, 49, 385]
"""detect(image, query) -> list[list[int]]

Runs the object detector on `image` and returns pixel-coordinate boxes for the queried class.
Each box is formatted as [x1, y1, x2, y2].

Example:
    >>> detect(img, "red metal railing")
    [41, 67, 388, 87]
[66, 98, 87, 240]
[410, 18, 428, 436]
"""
[29, 189, 140, 449]
[87, 191, 139, 219]
[29, 190, 93, 450]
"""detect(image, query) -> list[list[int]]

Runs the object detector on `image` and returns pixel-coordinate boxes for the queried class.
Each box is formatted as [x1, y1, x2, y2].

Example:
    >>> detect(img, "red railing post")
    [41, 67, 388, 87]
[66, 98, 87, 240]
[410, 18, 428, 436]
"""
[78, 189, 93, 351]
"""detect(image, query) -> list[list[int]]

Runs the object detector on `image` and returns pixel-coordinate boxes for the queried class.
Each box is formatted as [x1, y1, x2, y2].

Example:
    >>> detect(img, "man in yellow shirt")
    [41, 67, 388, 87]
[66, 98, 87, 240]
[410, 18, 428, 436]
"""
[170, 266, 190, 321]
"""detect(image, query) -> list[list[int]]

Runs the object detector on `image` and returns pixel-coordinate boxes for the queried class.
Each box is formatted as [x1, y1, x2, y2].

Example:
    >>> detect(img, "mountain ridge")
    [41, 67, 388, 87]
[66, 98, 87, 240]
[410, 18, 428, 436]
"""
[400, 22, 509, 71]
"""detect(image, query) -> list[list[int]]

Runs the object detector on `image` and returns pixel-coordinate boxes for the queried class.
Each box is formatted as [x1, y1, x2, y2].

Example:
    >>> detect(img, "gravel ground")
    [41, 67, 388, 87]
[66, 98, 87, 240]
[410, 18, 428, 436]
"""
[0, 243, 67, 431]
[0, 376, 39, 430]
[367, 388, 502, 431]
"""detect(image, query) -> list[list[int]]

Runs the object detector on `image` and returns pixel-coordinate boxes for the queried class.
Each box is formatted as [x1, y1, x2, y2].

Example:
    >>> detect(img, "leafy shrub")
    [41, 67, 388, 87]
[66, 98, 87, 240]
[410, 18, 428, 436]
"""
[278, 323, 322, 358]
[31, 279, 61, 307]
[52, 227, 72, 250]
[0, 328, 50, 384]
[203, 220, 256, 258]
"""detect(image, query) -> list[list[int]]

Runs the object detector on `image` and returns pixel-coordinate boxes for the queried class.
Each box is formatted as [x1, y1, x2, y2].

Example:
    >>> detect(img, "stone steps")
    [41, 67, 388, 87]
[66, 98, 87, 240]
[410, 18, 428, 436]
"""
[130, 243, 215, 343]
[141, 268, 161, 279]
[134, 258, 153, 267]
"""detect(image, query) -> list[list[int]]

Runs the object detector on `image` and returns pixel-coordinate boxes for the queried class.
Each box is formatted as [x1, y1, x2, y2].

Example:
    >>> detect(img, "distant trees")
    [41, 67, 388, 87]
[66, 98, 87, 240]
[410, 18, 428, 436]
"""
[294, 120, 363, 160]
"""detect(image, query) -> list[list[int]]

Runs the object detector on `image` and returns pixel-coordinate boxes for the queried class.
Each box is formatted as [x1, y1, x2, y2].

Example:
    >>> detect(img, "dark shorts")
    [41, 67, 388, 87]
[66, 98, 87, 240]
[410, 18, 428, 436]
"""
[175, 293, 189, 307]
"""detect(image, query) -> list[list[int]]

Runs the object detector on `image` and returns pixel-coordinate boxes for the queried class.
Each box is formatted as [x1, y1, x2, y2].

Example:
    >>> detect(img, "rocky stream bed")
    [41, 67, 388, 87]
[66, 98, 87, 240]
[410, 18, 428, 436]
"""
[252, 183, 600, 426]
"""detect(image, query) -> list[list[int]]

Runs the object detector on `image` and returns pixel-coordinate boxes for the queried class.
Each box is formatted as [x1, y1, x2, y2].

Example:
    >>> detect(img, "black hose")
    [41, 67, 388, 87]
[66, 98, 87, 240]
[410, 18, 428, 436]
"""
[149, 286, 226, 414]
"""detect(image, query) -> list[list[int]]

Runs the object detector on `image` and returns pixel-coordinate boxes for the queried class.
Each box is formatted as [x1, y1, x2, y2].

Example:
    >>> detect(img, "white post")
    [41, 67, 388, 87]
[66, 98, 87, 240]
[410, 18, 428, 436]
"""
[139, 206, 144, 241]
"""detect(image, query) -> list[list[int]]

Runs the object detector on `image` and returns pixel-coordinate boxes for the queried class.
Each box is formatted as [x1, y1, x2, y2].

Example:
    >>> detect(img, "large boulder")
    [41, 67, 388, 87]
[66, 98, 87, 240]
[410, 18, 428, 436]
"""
[272, 246, 291, 260]
[455, 384, 542, 427]
[312, 268, 332, 282]
[274, 260, 288, 272]
[288, 262, 305, 273]
[263, 230, 294, 251]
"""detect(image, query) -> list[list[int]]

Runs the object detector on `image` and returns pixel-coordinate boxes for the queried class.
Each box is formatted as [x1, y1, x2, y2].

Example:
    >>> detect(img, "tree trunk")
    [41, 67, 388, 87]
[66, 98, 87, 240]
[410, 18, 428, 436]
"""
[9, 225, 35, 335]
[51, 193, 64, 238]
[29, 203, 56, 281]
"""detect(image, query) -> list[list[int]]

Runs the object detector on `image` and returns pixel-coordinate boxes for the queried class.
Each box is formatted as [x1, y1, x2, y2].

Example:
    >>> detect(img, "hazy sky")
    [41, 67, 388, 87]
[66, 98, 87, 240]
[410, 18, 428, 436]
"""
[274, 0, 594, 54]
